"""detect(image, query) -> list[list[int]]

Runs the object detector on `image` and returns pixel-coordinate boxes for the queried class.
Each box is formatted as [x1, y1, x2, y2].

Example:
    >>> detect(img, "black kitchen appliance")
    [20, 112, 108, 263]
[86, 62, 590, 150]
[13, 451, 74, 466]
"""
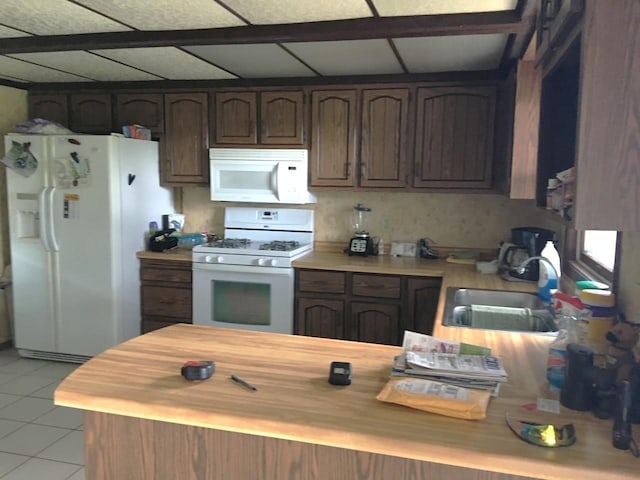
[505, 227, 556, 281]
[347, 204, 375, 256]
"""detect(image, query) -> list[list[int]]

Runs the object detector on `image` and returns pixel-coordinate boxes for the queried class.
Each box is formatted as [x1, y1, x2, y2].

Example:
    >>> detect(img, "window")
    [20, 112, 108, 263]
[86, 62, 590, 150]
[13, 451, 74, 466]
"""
[565, 228, 619, 286]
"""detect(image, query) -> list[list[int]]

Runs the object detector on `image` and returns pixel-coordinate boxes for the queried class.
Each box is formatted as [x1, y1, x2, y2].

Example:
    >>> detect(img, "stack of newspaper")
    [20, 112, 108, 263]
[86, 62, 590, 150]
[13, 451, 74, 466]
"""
[392, 331, 508, 396]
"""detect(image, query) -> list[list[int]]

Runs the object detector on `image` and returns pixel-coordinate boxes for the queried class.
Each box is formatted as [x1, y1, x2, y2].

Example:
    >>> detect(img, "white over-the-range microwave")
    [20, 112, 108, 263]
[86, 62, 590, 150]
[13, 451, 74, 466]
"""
[209, 148, 317, 204]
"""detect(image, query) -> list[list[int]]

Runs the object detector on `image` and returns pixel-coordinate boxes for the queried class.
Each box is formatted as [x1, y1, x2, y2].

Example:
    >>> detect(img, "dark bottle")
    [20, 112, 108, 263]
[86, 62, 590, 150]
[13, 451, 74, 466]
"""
[612, 380, 632, 450]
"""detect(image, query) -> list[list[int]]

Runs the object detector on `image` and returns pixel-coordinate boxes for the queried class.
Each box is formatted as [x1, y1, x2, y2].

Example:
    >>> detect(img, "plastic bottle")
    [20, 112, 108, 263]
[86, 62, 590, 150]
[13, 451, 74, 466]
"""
[377, 238, 384, 256]
[538, 241, 561, 304]
[546, 314, 578, 392]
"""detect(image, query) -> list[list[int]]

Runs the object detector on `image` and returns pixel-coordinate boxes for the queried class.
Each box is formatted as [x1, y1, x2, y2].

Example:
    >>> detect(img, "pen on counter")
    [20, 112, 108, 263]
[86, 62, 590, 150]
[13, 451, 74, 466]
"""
[230, 374, 257, 392]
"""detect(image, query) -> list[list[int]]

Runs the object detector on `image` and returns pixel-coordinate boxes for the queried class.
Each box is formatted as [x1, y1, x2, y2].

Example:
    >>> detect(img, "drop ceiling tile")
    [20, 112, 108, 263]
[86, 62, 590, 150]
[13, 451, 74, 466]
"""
[0, 56, 91, 83]
[221, 0, 372, 24]
[91, 47, 237, 80]
[282, 39, 402, 76]
[0, 25, 31, 38]
[373, 0, 518, 16]
[9, 52, 162, 82]
[394, 34, 508, 72]
[0, 0, 131, 35]
[73, 0, 245, 30]
[184, 44, 316, 78]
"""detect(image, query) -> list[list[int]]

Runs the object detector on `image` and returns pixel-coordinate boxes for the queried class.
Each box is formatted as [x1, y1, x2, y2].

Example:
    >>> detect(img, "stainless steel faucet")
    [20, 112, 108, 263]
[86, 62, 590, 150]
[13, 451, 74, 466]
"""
[516, 256, 560, 279]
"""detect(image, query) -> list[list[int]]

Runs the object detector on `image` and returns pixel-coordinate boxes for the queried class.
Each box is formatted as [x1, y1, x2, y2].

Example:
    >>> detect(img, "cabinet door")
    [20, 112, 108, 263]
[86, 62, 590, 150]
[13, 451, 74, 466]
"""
[574, 0, 640, 230]
[69, 93, 112, 133]
[260, 91, 305, 145]
[351, 302, 401, 346]
[28, 94, 69, 126]
[296, 298, 345, 339]
[414, 86, 496, 189]
[115, 93, 164, 134]
[407, 278, 442, 334]
[309, 90, 357, 187]
[163, 93, 209, 185]
[214, 92, 257, 144]
[360, 88, 410, 188]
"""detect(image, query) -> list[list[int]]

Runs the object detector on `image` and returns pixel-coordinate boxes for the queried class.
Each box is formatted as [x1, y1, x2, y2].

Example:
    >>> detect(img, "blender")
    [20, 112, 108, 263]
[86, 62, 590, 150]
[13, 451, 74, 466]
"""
[347, 204, 374, 256]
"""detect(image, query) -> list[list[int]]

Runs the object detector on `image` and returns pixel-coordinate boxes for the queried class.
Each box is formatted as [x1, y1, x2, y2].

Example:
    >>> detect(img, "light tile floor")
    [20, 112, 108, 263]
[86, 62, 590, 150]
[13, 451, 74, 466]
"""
[0, 348, 85, 480]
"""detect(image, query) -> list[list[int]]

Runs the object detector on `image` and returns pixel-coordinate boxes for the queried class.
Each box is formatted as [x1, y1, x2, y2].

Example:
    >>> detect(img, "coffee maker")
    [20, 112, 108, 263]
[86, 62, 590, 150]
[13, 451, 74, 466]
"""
[501, 227, 555, 281]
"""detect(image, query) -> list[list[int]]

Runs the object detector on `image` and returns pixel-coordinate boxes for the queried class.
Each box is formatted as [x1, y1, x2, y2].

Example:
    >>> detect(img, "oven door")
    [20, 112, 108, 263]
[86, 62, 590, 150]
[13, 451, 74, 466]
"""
[192, 262, 294, 334]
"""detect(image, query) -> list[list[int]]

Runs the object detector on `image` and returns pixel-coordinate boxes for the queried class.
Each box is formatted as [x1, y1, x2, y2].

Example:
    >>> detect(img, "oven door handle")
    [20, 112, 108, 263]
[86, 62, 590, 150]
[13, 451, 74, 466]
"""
[192, 262, 292, 275]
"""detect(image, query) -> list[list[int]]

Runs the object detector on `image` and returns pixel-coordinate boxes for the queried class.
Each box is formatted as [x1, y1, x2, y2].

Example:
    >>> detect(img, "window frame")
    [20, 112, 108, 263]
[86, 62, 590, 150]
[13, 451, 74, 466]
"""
[563, 228, 620, 290]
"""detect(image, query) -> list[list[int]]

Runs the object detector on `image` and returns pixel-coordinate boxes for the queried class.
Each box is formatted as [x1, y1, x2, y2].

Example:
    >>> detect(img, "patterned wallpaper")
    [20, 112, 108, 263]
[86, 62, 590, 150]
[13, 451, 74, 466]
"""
[181, 187, 563, 250]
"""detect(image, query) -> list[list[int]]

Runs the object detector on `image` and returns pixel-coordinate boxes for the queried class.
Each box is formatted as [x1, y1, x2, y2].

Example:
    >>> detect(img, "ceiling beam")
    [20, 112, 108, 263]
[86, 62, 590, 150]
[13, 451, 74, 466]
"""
[500, 0, 539, 69]
[25, 70, 505, 92]
[0, 11, 528, 54]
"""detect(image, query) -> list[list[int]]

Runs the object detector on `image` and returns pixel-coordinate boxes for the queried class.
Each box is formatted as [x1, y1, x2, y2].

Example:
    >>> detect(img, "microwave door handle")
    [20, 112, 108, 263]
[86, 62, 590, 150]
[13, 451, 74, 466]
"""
[273, 163, 282, 201]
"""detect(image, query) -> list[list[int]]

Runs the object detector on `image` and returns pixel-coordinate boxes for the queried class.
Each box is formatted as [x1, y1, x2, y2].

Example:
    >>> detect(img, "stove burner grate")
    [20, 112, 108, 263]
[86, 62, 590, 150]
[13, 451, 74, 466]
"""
[259, 241, 301, 251]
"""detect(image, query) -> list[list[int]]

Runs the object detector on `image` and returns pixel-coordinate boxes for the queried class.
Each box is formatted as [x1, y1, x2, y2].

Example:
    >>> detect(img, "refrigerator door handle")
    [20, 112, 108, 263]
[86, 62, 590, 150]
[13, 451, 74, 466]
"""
[46, 187, 60, 252]
[38, 187, 52, 252]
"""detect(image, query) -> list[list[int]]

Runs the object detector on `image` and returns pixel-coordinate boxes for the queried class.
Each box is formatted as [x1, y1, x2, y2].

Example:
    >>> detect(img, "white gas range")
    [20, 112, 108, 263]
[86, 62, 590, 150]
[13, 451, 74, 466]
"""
[192, 207, 314, 334]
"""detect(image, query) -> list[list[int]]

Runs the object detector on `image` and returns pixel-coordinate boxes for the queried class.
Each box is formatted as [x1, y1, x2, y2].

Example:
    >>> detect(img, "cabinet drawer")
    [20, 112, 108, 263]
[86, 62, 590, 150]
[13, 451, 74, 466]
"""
[352, 274, 401, 299]
[141, 267, 192, 284]
[298, 270, 345, 294]
[141, 286, 192, 319]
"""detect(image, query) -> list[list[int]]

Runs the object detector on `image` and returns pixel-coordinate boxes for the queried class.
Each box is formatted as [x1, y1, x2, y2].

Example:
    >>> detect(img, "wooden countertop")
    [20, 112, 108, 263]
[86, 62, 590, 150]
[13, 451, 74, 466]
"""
[56, 325, 637, 480]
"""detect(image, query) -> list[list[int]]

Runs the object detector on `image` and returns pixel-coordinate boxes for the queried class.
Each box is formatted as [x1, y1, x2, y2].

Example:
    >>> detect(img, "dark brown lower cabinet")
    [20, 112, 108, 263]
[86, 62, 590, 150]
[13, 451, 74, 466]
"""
[295, 269, 441, 346]
[140, 259, 192, 334]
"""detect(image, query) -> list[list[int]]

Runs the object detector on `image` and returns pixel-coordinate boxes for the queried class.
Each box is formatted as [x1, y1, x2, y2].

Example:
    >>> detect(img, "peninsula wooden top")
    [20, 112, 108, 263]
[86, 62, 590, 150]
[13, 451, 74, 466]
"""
[56, 325, 637, 480]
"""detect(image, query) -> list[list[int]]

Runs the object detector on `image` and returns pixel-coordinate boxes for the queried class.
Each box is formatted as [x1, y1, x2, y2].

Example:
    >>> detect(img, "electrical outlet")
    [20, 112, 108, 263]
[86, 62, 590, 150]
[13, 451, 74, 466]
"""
[390, 242, 417, 257]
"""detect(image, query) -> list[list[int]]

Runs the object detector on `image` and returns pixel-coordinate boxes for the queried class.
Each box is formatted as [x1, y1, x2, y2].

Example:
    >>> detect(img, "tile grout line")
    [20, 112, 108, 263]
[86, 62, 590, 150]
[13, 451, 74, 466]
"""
[0, 353, 85, 477]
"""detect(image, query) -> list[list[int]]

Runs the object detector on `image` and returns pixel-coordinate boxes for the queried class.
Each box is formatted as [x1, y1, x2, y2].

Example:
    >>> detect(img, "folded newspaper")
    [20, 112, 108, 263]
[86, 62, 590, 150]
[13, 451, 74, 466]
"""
[393, 331, 507, 396]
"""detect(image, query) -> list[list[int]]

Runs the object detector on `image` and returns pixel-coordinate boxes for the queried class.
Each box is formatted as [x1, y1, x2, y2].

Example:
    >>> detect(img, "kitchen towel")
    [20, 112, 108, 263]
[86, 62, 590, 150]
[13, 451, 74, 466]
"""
[470, 305, 535, 331]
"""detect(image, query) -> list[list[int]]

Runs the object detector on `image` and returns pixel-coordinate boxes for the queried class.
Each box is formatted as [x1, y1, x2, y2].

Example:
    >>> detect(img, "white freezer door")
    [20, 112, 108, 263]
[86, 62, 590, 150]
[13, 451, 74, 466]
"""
[4, 135, 57, 352]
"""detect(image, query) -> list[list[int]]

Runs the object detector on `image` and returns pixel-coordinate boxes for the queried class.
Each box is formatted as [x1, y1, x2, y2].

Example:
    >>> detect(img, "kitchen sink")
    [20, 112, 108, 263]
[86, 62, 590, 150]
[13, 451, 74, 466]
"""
[442, 287, 557, 333]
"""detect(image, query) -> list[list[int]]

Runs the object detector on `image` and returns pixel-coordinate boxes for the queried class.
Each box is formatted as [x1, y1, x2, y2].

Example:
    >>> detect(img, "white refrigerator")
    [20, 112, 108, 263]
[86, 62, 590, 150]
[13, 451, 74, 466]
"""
[3, 134, 173, 362]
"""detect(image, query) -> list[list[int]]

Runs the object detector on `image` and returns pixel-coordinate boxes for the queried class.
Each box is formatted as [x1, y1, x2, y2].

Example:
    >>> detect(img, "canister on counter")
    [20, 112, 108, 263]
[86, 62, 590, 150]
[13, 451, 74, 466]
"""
[578, 289, 616, 354]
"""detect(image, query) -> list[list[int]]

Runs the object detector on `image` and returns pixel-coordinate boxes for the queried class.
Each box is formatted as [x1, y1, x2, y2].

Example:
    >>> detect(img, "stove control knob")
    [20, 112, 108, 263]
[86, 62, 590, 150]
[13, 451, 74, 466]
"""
[205, 255, 224, 263]
[257, 258, 267, 266]
[269, 259, 278, 267]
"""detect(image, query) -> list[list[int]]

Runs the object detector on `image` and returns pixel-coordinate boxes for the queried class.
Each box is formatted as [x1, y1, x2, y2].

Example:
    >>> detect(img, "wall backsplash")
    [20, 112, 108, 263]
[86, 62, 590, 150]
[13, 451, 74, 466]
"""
[181, 187, 563, 250]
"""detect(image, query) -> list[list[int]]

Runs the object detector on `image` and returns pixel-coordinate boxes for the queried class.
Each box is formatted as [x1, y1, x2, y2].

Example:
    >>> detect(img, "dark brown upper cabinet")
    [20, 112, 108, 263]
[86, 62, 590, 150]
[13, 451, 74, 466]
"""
[259, 91, 305, 145]
[413, 86, 496, 189]
[114, 93, 164, 134]
[69, 93, 112, 133]
[28, 94, 69, 126]
[309, 89, 358, 187]
[214, 90, 305, 146]
[360, 88, 410, 188]
[163, 93, 209, 185]
[214, 92, 257, 144]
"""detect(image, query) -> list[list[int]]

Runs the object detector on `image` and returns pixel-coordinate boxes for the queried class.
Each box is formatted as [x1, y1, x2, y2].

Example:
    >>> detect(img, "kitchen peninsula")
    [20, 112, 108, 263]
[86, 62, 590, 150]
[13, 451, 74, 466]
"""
[56, 323, 637, 479]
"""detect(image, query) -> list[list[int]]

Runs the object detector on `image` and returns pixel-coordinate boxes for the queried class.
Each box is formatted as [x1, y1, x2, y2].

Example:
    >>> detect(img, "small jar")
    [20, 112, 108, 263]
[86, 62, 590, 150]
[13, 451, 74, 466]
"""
[578, 289, 616, 354]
